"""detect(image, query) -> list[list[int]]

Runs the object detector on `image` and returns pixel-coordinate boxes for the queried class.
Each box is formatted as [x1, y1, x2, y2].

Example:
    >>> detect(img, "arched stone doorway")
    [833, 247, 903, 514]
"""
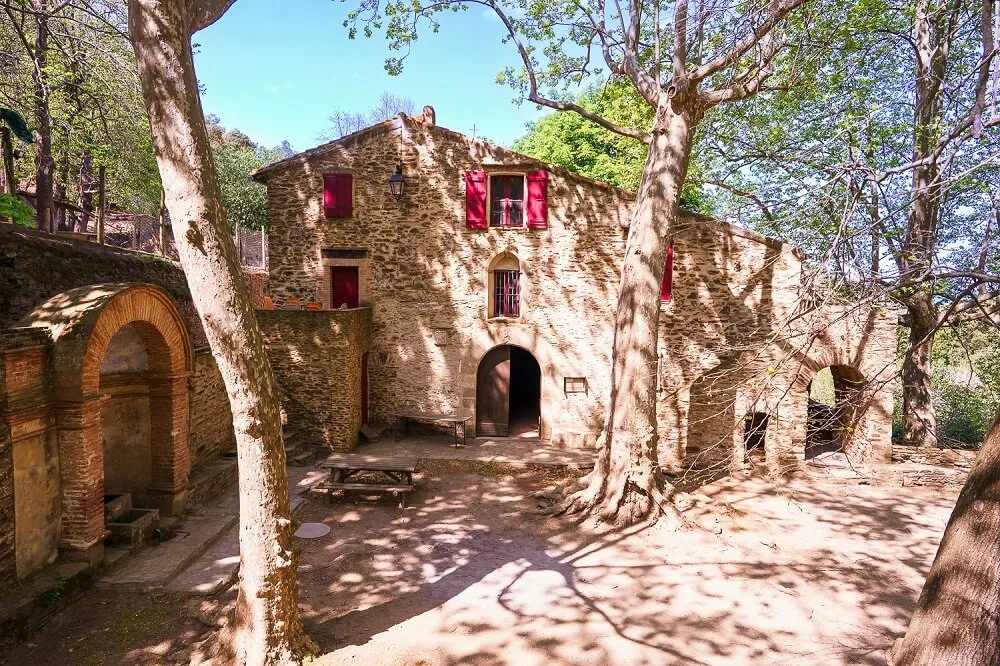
[476, 345, 541, 438]
[20, 283, 192, 562]
[806, 364, 867, 459]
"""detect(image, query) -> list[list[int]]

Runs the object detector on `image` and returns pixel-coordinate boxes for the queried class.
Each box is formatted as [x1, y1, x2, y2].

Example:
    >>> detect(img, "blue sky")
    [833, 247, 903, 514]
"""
[194, 0, 552, 152]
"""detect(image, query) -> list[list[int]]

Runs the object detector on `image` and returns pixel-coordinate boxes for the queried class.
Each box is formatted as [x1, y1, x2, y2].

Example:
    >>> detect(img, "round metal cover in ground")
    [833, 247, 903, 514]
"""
[295, 522, 331, 539]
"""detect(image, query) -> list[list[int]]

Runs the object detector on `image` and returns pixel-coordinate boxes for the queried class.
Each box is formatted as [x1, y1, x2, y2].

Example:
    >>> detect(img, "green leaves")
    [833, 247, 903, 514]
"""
[0, 193, 34, 226]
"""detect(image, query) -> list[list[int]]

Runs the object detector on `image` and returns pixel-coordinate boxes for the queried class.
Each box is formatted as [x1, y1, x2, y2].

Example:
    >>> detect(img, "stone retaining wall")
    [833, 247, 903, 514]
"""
[258, 308, 372, 451]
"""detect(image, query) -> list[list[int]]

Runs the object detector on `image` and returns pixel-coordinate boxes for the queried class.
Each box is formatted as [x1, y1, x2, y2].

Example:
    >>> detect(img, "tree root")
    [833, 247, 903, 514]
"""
[559, 470, 683, 529]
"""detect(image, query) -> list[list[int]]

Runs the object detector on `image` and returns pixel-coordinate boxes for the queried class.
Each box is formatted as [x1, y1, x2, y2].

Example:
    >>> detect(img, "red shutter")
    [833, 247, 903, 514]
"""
[466, 171, 487, 228]
[661, 242, 674, 301]
[323, 173, 353, 218]
[526, 170, 548, 229]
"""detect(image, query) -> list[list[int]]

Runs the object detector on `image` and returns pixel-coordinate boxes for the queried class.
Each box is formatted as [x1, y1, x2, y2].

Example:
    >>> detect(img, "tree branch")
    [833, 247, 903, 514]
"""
[191, 0, 237, 32]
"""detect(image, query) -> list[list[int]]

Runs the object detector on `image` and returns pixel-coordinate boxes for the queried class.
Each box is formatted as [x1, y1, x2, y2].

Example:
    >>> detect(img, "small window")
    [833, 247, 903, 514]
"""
[323, 174, 353, 218]
[494, 269, 520, 317]
[490, 175, 524, 227]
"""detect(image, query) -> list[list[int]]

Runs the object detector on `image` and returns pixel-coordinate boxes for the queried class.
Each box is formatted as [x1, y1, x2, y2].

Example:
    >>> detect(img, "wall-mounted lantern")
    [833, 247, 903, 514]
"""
[388, 164, 405, 198]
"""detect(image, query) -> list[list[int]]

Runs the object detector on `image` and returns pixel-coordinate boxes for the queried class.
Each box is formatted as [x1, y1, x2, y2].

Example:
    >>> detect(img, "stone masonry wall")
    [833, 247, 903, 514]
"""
[0, 225, 236, 474]
[260, 114, 896, 471]
[261, 116, 631, 445]
[189, 351, 236, 467]
[258, 308, 372, 450]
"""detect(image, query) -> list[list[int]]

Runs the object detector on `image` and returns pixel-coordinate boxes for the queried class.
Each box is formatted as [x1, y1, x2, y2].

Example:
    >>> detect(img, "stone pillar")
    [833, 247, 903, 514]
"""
[146, 372, 190, 516]
[56, 396, 105, 565]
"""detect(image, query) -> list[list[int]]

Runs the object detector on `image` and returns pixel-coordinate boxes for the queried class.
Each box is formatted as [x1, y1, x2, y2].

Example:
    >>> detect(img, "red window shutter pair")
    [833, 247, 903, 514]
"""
[465, 170, 548, 229]
[323, 174, 353, 218]
[661, 242, 674, 301]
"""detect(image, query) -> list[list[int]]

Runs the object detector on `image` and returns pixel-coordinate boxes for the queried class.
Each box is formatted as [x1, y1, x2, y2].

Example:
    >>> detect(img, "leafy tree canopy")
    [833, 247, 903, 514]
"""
[513, 82, 713, 211]
[207, 115, 292, 231]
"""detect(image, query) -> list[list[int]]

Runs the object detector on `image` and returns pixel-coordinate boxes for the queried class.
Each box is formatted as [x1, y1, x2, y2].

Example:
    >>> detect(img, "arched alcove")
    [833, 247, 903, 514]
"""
[806, 364, 868, 458]
[19, 283, 193, 560]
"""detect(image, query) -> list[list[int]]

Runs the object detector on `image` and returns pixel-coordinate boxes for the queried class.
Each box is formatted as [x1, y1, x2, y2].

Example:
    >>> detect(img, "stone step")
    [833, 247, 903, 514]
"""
[98, 498, 238, 589]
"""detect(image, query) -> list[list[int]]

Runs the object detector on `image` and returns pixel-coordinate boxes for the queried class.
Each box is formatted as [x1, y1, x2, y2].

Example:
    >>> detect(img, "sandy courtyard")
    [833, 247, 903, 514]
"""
[0, 460, 959, 665]
[297, 461, 957, 666]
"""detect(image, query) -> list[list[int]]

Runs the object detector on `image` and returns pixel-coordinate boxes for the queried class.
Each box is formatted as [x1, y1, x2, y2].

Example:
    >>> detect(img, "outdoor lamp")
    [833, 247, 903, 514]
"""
[388, 164, 405, 198]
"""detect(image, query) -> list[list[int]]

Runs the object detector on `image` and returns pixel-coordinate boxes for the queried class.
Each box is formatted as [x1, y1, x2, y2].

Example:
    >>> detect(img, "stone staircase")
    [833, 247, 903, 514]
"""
[283, 425, 324, 466]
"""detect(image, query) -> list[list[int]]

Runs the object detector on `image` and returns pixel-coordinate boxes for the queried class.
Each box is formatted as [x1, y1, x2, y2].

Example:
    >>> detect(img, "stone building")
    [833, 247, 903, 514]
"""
[0, 227, 240, 582]
[254, 108, 897, 473]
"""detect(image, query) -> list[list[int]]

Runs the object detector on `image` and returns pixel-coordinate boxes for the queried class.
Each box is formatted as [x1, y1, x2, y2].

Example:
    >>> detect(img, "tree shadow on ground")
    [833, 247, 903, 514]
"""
[296, 459, 958, 666]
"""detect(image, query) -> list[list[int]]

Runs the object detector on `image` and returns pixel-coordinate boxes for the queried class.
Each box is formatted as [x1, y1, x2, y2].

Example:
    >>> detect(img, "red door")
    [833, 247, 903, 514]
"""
[331, 267, 359, 308]
[361, 353, 369, 425]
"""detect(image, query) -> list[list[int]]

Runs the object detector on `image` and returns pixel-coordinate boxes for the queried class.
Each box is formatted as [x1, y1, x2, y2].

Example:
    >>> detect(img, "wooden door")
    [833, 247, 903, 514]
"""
[361, 353, 369, 425]
[331, 266, 359, 308]
[476, 346, 511, 436]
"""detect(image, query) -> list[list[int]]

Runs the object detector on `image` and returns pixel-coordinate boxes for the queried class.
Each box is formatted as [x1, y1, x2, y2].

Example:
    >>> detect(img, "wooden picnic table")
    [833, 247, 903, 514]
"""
[318, 453, 418, 508]
[395, 410, 471, 448]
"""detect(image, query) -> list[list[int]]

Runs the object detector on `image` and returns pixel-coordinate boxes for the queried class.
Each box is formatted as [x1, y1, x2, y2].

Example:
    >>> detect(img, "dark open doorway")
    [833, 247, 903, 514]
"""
[508, 346, 540, 437]
[476, 345, 541, 438]
[744, 412, 769, 460]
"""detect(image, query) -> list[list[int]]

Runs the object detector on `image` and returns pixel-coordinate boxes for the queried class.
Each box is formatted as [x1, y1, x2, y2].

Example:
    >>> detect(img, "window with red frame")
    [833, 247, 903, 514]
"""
[490, 175, 525, 227]
[661, 242, 674, 301]
[494, 269, 520, 317]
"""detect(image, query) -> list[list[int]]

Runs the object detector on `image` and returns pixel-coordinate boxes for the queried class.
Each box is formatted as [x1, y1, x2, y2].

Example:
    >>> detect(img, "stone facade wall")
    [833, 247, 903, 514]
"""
[241, 268, 269, 308]
[260, 114, 897, 472]
[258, 308, 372, 450]
[261, 116, 631, 446]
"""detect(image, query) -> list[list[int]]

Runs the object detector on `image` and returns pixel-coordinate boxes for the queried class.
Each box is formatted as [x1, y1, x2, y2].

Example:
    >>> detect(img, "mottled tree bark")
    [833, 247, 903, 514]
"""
[897, 0, 945, 449]
[565, 101, 698, 526]
[128, 0, 314, 663]
[901, 294, 938, 449]
[31, 0, 54, 232]
[78, 147, 93, 232]
[888, 406, 1000, 665]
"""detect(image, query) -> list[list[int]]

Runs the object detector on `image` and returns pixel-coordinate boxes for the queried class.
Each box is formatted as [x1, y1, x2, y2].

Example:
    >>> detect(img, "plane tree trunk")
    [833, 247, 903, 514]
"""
[564, 100, 699, 527]
[127, 0, 314, 662]
[888, 406, 1000, 665]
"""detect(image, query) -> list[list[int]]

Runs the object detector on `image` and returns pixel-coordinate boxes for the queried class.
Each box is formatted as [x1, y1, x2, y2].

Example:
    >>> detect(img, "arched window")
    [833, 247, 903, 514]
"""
[488, 252, 521, 318]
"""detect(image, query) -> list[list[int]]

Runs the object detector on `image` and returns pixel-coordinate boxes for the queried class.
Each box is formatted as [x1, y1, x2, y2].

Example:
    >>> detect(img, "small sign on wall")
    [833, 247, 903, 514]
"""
[433, 329, 449, 346]
[564, 377, 587, 394]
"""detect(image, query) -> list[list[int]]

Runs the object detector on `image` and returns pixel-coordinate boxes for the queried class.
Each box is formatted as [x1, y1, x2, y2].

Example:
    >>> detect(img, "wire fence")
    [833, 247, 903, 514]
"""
[51, 207, 266, 269]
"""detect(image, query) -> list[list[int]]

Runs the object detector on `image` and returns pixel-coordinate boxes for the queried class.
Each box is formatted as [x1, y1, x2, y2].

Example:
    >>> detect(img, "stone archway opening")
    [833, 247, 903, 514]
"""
[19, 284, 193, 563]
[806, 365, 866, 459]
[100, 325, 152, 506]
[476, 344, 541, 438]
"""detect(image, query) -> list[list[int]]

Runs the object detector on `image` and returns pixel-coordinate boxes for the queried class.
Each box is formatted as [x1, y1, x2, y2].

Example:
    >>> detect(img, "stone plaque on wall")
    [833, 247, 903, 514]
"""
[433, 329, 448, 346]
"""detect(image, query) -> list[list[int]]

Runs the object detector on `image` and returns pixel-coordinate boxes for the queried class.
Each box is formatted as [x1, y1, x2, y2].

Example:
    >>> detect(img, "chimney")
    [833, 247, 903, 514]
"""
[422, 105, 436, 126]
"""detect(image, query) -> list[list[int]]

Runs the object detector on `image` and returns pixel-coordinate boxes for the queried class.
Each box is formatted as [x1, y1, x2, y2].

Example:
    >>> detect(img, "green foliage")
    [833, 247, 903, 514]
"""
[513, 83, 712, 211]
[207, 116, 291, 231]
[0, 193, 34, 226]
[513, 84, 650, 192]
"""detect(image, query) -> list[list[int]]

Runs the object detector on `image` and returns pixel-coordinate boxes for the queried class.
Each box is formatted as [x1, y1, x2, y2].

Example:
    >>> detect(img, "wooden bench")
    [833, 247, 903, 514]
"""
[318, 453, 418, 508]
[317, 482, 414, 508]
[395, 411, 472, 448]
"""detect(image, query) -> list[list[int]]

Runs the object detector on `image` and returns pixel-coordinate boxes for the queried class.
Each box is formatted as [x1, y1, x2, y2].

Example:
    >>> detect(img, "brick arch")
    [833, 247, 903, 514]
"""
[20, 283, 193, 560]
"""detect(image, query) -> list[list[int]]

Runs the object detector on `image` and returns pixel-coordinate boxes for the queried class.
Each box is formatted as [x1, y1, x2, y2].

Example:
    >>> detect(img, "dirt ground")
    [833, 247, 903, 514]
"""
[0, 460, 960, 665]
